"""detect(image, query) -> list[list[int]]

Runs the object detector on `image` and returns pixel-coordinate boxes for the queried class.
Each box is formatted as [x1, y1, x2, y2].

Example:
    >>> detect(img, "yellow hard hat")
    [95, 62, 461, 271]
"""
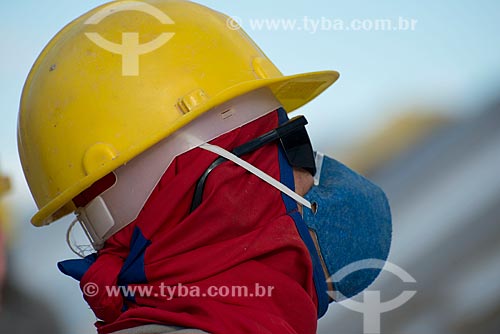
[18, 0, 339, 227]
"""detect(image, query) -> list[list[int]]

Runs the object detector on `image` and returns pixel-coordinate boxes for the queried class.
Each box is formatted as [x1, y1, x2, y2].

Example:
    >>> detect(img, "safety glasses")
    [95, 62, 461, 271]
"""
[191, 115, 315, 211]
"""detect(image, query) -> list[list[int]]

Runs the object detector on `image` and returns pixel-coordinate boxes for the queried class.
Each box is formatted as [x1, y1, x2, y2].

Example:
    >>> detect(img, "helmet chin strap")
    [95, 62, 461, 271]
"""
[199, 143, 312, 210]
[66, 217, 97, 258]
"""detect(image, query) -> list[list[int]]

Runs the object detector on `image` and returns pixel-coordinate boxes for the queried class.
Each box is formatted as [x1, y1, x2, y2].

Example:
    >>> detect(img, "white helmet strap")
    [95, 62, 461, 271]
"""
[198, 143, 312, 210]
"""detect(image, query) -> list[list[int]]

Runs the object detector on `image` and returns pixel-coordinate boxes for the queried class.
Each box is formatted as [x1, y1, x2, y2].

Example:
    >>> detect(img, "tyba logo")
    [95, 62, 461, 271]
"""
[84, 1, 175, 76]
[328, 259, 417, 334]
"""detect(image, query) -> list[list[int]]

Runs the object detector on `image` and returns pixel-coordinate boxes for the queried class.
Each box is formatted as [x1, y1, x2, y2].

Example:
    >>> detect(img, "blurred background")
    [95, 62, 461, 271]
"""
[1, 0, 499, 333]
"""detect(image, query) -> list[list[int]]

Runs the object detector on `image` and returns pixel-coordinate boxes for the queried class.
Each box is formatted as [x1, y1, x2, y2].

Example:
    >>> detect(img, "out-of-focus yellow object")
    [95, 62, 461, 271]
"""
[18, 0, 338, 227]
[0, 175, 10, 197]
[341, 113, 449, 174]
[0, 172, 11, 233]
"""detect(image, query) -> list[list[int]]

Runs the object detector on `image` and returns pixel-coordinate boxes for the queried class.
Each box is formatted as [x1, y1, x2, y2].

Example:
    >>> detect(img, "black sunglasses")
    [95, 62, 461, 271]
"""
[190, 115, 315, 212]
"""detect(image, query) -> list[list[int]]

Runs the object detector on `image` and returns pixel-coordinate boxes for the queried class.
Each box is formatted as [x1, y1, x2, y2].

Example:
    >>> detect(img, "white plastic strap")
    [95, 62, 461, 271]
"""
[313, 152, 325, 186]
[199, 143, 312, 210]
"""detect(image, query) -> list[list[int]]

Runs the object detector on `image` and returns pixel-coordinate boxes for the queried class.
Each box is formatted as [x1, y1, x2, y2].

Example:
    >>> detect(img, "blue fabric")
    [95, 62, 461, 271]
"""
[289, 211, 330, 318]
[119, 227, 152, 309]
[276, 107, 329, 318]
[277, 107, 289, 128]
[58, 226, 151, 299]
[303, 155, 392, 300]
[58, 253, 97, 281]
[118, 226, 151, 285]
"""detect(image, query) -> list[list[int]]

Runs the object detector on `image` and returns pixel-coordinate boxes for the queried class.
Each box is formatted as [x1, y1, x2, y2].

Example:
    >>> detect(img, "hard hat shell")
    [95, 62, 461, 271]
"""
[18, 0, 339, 226]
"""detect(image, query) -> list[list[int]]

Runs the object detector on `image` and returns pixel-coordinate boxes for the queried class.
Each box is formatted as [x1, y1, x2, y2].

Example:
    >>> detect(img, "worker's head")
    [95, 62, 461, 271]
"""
[18, 0, 338, 228]
[18, 0, 391, 328]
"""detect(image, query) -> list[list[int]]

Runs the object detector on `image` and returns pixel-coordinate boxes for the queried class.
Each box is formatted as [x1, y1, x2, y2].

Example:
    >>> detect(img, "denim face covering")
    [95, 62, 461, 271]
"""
[303, 153, 392, 304]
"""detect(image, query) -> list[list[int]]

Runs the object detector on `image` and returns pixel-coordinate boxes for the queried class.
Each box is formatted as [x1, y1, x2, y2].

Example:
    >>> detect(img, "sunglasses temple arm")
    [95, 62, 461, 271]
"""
[231, 116, 307, 157]
[232, 130, 279, 157]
